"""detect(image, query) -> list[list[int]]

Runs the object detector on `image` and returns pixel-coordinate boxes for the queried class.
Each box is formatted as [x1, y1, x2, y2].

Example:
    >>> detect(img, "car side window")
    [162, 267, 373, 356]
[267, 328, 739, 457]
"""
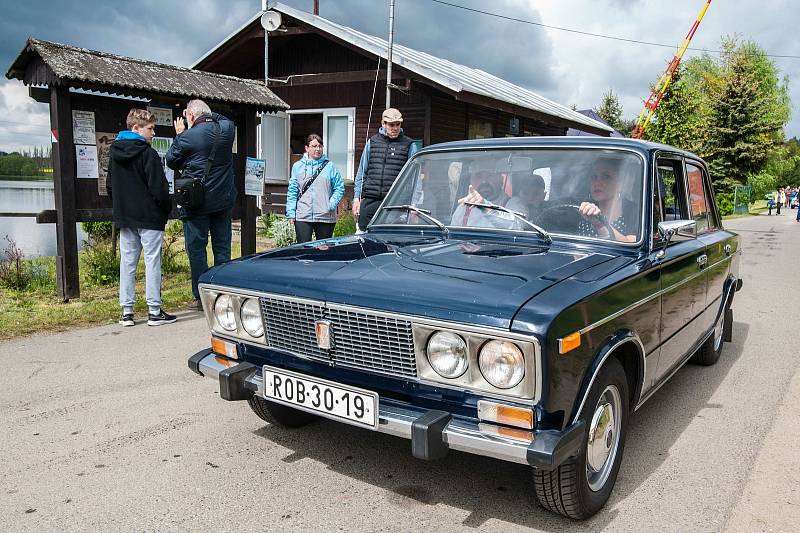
[686, 163, 711, 234]
[654, 158, 688, 244]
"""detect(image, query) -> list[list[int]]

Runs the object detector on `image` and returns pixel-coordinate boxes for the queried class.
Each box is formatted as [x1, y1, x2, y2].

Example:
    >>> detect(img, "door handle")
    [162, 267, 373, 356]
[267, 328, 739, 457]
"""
[724, 244, 732, 256]
[697, 254, 708, 267]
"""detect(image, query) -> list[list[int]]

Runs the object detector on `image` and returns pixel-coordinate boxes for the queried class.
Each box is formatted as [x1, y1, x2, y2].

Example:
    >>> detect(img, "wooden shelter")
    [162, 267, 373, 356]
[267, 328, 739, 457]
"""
[6, 38, 288, 300]
[193, 2, 613, 212]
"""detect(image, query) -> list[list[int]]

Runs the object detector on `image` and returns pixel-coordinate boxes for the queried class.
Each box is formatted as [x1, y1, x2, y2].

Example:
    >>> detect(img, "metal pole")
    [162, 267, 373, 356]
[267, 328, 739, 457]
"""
[386, 0, 395, 109]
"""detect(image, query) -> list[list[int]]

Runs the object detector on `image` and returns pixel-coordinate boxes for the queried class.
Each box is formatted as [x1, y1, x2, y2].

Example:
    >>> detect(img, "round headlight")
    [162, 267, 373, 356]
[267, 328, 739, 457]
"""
[240, 298, 264, 337]
[479, 340, 525, 389]
[214, 294, 237, 331]
[426, 331, 468, 378]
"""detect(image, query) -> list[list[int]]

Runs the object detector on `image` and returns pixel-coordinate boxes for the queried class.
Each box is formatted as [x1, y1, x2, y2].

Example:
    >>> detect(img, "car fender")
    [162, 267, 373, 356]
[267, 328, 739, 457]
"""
[569, 331, 645, 425]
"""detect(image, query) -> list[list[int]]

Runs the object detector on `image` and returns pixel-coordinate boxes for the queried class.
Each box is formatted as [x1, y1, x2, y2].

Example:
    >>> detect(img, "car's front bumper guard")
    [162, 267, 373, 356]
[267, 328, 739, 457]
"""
[189, 349, 584, 470]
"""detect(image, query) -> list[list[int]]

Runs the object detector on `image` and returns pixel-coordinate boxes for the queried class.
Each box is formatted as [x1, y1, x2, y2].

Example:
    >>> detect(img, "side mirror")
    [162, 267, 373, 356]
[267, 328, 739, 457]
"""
[657, 219, 696, 245]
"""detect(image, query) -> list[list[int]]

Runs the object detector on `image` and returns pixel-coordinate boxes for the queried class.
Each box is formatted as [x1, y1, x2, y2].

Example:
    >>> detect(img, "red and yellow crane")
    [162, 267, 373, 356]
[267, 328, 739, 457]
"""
[631, 0, 712, 139]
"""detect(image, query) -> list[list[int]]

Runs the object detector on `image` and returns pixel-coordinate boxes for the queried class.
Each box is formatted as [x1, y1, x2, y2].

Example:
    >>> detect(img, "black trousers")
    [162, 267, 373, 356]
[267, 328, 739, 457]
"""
[358, 197, 383, 230]
[294, 221, 335, 243]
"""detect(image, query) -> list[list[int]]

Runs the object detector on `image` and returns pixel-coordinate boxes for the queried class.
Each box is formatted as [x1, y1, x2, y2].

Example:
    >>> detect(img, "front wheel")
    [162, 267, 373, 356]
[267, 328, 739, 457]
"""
[533, 357, 629, 519]
[247, 395, 319, 428]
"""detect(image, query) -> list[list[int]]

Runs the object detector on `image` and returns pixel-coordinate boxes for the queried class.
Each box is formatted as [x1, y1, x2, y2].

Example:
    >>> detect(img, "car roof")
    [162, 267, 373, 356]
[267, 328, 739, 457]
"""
[418, 136, 703, 162]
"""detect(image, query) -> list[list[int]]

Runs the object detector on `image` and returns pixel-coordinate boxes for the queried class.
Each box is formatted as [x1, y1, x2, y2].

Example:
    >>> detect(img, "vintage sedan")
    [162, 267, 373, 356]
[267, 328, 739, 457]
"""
[188, 137, 741, 519]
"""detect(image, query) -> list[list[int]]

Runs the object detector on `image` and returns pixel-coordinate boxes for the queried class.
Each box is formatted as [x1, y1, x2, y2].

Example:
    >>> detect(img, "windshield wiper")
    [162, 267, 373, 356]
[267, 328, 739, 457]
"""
[463, 202, 552, 244]
[381, 205, 449, 237]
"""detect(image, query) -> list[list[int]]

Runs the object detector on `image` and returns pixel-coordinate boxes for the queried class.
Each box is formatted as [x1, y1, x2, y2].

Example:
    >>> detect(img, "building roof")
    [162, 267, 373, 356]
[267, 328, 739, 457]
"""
[194, 3, 614, 134]
[566, 109, 625, 137]
[6, 38, 288, 112]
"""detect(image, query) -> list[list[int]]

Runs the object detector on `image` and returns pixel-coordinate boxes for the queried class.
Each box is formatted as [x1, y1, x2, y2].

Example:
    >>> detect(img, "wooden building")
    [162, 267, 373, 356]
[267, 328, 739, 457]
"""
[6, 38, 288, 299]
[193, 2, 613, 211]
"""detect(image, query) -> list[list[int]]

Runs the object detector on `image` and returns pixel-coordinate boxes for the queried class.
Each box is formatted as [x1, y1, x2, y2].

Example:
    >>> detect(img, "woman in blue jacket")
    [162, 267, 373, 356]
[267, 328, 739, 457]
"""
[286, 134, 345, 243]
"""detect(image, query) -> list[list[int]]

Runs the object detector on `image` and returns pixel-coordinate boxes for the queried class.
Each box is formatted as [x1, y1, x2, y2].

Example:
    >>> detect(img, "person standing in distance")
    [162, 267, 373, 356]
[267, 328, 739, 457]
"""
[352, 108, 418, 230]
[107, 108, 176, 327]
[286, 134, 345, 243]
[166, 99, 236, 311]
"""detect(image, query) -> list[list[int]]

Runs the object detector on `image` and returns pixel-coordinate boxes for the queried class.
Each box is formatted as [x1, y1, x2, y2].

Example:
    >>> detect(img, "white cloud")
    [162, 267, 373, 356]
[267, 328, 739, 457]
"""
[0, 80, 51, 153]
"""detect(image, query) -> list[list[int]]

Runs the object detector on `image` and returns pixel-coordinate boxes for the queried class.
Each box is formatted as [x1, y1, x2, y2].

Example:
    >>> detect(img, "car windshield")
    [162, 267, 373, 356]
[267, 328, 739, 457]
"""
[370, 148, 645, 243]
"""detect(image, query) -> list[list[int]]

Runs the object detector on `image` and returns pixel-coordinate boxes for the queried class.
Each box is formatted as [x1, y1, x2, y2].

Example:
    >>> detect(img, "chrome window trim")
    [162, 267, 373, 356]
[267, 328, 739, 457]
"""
[578, 254, 731, 336]
[199, 283, 542, 403]
[571, 335, 646, 425]
[369, 146, 649, 248]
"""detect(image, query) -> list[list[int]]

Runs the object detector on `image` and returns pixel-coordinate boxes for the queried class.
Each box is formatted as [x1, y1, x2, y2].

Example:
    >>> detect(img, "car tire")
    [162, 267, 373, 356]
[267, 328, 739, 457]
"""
[533, 357, 629, 519]
[691, 306, 730, 366]
[247, 395, 319, 428]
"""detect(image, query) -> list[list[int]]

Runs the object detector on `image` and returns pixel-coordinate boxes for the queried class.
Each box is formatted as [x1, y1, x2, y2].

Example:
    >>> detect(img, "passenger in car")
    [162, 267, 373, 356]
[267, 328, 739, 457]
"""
[450, 170, 517, 229]
[507, 173, 547, 220]
[577, 158, 639, 242]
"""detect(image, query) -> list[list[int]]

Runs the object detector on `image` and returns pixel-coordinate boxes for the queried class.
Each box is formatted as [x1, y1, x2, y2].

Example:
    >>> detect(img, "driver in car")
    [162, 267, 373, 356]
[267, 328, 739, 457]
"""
[577, 157, 639, 242]
[451, 170, 520, 229]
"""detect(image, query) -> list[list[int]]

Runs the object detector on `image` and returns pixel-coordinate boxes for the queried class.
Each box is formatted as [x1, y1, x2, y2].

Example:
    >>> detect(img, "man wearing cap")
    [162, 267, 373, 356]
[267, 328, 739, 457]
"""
[353, 108, 418, 230]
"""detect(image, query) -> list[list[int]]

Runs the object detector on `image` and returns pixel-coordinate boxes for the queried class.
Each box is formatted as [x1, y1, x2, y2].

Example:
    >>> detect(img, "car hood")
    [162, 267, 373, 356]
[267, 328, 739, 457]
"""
[206, 234, 617, 329]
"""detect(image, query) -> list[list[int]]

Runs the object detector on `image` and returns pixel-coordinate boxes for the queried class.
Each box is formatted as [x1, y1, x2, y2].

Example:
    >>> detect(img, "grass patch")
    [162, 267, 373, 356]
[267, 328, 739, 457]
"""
[0, 235, 251, 341]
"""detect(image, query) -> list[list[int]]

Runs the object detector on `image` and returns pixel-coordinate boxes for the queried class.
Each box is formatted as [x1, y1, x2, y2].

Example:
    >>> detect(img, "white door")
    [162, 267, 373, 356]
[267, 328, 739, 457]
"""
[261, 111, 290, 183]
[322, 108, 355, 182]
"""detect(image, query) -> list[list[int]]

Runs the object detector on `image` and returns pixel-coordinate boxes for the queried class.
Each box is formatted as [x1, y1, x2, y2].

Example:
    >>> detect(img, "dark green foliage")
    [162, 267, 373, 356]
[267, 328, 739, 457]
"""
[82, 238, 119, 286]
[258, 213, 282, 238]
[594, 90, 624, 131]
[81, 221, 114, 239]
[715, 192, 734, 216]
[333, 212, 357, 237]
[162, 220, 187, 274]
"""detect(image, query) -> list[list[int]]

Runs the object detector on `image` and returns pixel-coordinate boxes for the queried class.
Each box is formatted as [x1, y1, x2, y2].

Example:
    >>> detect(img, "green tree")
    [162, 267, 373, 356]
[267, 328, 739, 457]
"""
[594, 90, 624, 131]
[705, 42, 786, 193]
[645, 65, 705, 152]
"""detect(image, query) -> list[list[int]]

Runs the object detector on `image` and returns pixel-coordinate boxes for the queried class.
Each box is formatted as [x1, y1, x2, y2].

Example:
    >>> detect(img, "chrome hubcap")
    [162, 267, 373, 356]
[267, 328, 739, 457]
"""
[713, 312, 725, 351]
[586, 384, 622, 492]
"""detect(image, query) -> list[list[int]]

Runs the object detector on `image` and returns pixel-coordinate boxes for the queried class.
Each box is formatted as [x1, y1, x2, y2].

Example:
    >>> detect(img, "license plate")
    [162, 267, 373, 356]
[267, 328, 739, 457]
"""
[261, 366, 378, 429]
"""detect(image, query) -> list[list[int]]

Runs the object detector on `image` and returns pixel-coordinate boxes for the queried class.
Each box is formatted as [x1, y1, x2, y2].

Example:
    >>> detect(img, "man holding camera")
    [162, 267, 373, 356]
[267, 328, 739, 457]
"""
[166, 99, 236, 311]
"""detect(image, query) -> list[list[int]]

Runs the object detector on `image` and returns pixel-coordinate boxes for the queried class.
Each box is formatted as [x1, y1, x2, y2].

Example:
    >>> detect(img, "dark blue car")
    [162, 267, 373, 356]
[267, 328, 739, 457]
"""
[188, 137, 741, 519]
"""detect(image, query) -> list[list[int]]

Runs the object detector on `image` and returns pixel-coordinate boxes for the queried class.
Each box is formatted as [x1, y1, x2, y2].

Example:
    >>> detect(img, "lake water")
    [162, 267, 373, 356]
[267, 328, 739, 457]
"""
[0, 180, 87, 258]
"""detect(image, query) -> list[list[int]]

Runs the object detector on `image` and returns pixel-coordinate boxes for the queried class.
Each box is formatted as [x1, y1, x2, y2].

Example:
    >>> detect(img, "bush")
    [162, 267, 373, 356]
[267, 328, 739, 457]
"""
[162, 220, 187, 274]
[333, 212, 357, 237]
[0, 236, 31, 290]
[81, 221, 114, 239]
[258, 213, 282, 238]
[271, 217, 297, 248]
[83, 238, 119, 286]
[716, 192, 734, 216]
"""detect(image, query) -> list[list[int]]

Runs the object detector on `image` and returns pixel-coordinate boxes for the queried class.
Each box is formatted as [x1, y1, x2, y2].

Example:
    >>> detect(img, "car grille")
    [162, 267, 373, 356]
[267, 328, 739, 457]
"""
[260, 297, 418, 378]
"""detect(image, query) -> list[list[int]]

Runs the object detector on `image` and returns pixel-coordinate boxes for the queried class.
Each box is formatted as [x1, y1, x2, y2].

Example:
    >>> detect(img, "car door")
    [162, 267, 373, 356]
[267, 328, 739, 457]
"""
[688, 160, 732, 334]
[653, 156, 708, 382]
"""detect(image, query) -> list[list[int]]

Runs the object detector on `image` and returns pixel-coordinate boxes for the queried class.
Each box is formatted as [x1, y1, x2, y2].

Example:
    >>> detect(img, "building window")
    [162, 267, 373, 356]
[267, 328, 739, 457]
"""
[468, 118, 493, 139]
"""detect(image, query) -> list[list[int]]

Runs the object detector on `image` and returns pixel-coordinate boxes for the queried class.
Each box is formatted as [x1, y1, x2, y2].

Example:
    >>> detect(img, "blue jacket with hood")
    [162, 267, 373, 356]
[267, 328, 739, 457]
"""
[286, 153, 344, 223]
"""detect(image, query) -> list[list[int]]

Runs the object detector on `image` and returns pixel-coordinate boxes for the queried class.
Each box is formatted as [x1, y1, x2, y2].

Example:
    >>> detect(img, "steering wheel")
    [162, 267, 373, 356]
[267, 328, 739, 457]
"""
[532, 203, 616, 240]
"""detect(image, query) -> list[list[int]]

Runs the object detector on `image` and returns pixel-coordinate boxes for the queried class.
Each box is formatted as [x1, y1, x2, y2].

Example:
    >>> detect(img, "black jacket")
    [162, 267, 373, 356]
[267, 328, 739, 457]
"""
[362, 132, 413, 200]
[107, 139, 171, 230]
[165, 112, 237, 216]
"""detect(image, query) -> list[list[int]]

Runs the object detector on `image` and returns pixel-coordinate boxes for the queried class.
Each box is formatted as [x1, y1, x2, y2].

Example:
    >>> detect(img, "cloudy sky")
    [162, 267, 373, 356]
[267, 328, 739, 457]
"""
[1, 0, 798, 152]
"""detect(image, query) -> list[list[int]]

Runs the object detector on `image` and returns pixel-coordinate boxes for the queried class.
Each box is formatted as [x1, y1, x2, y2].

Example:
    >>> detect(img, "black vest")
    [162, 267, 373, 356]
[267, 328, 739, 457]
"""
[362, 132, 413, 199]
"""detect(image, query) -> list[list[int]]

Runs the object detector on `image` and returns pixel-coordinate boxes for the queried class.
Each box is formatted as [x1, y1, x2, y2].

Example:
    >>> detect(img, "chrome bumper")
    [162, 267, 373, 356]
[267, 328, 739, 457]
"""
[188, 349, 584, 469]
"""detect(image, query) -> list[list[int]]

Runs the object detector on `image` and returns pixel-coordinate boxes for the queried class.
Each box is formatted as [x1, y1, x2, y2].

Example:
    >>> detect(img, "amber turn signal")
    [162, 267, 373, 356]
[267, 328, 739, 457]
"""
[477, 400, 534, 430]
[558, 332, 581, 354]
[211, 337, 238, 359]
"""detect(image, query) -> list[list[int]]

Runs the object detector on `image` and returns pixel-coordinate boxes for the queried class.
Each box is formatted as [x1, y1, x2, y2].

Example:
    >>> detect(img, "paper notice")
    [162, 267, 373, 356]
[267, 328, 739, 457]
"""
[76, 145, 99, 179]
[72, 110, 96, 145]
[147, 105, 173, 127]
[245, 157, 266, 196]
[151, 136, 175, 194]
[95, 132, 116, 195]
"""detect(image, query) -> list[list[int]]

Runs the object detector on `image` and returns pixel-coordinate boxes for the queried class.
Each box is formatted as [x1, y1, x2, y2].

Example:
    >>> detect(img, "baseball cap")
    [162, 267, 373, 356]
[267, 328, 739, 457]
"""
[382, 108, 403, 123]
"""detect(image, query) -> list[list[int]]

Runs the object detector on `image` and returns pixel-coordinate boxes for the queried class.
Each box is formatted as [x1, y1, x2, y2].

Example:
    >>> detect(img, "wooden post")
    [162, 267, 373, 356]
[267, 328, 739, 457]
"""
[50, 87, 80, 301]
[238, 108, 257, 256]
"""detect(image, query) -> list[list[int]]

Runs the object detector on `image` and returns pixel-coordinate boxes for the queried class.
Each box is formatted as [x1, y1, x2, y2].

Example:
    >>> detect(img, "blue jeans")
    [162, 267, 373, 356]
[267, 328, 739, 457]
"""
[183, 209, 232, 299]
[119, 227, 164, 315]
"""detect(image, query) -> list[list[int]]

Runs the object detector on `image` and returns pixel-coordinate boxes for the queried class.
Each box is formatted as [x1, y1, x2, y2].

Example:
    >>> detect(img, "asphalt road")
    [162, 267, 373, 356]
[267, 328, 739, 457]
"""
[2, 212, 799, 532]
